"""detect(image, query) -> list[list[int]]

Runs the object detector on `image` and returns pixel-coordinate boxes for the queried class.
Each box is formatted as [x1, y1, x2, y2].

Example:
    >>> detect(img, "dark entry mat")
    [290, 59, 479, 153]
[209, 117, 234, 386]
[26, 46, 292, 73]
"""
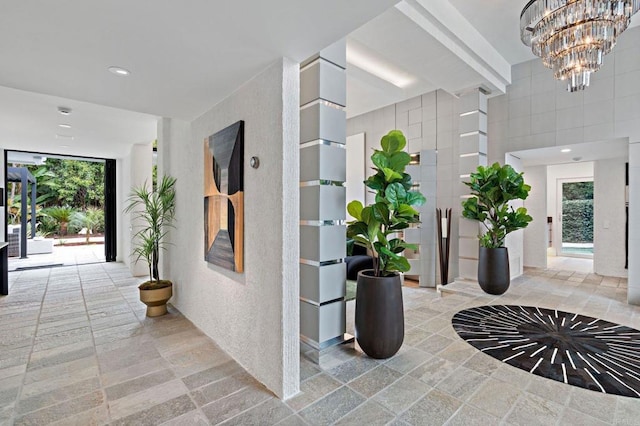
[452, 305, 640, 398]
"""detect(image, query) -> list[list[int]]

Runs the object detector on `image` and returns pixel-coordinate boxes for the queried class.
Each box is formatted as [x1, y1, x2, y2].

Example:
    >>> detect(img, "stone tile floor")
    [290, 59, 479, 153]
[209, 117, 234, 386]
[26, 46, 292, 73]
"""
[9, 244, 105, 272]
[1, 262, 639, 425]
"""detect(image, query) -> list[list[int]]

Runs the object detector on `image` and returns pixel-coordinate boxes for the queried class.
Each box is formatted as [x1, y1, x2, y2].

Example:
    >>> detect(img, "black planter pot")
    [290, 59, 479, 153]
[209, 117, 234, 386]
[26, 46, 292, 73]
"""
[478, 247, 510, 295]
[355, 270, 404, 359]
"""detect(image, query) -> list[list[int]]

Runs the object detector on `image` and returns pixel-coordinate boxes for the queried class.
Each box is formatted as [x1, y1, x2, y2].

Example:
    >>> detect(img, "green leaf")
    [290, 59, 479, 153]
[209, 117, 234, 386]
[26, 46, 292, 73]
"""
[367, 219, 380, 245]
[405, 191, 426, 207]
[377, 231, 388, 246]
[385, 183, 407, 207]
[347, 200, 363, 221]
[347, 221, 367, 238]
[361, 206, 373, 224]
[397, 204, 419, 218]
[386, 257, 411, 273]
[378, 245, 401, 260]
[382, 168, 402, 182]
[381, 130, 406, 153]
[365, 174, 385, 191]
[371, 151, 389, 170]
[372, 202, 390, 225]
[388, 222, 409, 231]
[389, 151, 411, 172]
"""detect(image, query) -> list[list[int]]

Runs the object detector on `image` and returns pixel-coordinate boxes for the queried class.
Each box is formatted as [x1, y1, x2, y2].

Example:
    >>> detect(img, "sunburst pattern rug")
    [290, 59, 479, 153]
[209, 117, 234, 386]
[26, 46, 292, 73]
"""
[452, 305, 640, 398]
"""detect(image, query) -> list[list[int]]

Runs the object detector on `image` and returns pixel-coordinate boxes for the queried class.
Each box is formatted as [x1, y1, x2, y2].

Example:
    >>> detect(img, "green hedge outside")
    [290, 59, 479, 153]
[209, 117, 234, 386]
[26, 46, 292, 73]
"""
[562, 199, 593, 243]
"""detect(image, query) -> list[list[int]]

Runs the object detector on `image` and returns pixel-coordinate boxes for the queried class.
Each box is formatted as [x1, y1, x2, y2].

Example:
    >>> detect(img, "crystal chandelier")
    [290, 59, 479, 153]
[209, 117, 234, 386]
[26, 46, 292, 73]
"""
[520, 0, 640, 92]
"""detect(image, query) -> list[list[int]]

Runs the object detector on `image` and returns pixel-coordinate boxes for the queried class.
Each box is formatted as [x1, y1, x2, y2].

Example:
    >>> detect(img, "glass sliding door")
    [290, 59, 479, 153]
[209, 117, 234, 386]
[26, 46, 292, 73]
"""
[557, 178, 594, 257]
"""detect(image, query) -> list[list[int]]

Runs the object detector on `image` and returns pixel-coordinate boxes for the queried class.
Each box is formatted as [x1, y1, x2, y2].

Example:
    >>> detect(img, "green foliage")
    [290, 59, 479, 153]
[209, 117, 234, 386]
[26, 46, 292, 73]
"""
[562, 199, 593, 243]
[70, 207, 105, 243]
[125, 175, 177, 284]
[43, 206, 75, 235]
[562, 181, 593, 201]
[346, 130, 426, 277]
[36, 214, 58, 235]
[25, 159, 105, 209]
[461, 163, 533, 248]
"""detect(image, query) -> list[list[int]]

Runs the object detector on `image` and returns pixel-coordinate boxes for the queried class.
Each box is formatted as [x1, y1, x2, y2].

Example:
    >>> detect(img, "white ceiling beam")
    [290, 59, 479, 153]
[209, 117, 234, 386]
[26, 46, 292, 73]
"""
[396, 0, 511, 95]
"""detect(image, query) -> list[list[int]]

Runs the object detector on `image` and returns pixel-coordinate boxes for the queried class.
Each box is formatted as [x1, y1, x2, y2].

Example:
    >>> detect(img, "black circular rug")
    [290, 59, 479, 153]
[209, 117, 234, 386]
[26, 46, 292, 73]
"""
[452, 305, 640, 398]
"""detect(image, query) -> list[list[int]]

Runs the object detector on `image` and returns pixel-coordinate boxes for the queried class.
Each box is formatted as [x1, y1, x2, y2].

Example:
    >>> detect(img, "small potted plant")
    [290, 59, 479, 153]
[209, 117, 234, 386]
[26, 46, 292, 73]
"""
[347, 130, 425, 359]
[461, 163, 532, 295]
[125, 175, 177, 316]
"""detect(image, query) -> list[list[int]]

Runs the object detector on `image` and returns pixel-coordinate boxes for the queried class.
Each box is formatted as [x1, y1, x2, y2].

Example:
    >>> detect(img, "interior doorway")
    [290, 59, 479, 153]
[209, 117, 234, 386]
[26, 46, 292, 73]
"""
[5, 150, 117, 271]
[557, 178, 594, 258]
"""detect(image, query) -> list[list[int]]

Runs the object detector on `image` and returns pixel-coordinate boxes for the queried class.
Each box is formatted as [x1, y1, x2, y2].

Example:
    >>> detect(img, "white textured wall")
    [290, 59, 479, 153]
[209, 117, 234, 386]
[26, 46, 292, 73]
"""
[347, 90, 461, 280]
[127, 143, 153, 277]
[156, 118, 190, 284]
[594, 157, 628, 277]
[116, 157, 128, 266]
[522, 165, 547, 268]
[163, 58, 300, 399]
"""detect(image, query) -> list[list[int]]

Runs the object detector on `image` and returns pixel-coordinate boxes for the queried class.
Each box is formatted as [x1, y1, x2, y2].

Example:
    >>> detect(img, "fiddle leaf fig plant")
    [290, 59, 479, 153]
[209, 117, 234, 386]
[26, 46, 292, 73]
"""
[461, 163, 532, 248]
[347, 130, 426, 277]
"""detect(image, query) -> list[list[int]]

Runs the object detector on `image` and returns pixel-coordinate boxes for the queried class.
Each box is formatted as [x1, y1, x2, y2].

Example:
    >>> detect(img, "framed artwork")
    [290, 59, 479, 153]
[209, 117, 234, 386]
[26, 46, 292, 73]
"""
[204, 120, 244, 272]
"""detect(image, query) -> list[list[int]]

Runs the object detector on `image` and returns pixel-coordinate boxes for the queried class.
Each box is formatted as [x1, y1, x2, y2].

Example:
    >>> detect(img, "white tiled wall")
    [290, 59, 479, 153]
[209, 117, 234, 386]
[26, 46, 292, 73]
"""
[489, 26, 640, 301]
[489, 27, 640, 157]
[347, 90, 461, 282]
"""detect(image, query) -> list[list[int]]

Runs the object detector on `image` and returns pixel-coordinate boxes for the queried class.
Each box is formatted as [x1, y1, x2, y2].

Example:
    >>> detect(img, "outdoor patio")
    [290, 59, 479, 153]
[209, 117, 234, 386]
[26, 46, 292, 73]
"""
[8, 240, 105, 272]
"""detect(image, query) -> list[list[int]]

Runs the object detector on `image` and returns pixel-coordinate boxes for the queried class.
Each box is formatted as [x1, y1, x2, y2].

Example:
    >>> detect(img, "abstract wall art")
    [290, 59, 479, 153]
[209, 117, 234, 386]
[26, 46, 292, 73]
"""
[204, 120, 244, 272]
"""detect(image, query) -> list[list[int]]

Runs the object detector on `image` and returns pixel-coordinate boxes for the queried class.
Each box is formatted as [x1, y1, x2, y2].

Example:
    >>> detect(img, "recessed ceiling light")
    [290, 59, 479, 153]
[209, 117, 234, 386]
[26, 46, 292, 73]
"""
[58, 106, 72, 115]
[55, 134, 74, 140]
[58, 124, 72, 129]
[60, 145, 70, 148]
[108, 66, 131, 76]
[561, 148, 572, 153]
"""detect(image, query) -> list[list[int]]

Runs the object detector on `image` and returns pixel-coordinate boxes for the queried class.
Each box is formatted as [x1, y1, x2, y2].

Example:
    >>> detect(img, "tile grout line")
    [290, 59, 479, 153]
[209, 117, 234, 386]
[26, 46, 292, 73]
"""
[107, 265, 214, 425]
[78, 263, 111, 425]
[11, 267, 52, 425]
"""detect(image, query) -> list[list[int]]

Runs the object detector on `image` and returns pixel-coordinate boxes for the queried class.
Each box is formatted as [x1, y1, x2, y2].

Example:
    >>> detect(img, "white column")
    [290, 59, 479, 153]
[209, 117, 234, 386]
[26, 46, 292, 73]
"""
[458, 89, 488, 280]
[127, 143, 153, 277]
[299, 40, 352, 360]
[628, 141, 640, 304]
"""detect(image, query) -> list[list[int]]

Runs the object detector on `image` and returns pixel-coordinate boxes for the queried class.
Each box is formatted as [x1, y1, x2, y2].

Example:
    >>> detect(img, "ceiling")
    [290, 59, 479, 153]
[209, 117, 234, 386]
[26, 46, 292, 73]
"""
[0, 86, 157, 159]
[1, 0, 638, 158]
[0, 0, 397, 158]
[512, 139, 630, 167]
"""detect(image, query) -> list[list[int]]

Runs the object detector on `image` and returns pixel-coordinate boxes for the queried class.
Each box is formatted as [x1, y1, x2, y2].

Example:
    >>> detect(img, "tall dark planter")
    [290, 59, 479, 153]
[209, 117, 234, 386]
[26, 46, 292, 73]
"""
[355, 270, 404, 359]
[478, 247, 510, 295]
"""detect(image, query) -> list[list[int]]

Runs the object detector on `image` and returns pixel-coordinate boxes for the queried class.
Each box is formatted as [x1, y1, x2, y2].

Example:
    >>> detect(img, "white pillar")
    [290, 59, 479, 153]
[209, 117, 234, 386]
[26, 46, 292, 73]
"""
[299, 40, 352, 361]
[628, 141, 640, 304]
[458, 89, 488, 281]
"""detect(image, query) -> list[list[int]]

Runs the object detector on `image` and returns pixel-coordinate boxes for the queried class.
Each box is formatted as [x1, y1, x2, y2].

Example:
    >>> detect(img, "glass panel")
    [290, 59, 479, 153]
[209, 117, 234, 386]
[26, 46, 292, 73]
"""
[561, 181, 593, 256]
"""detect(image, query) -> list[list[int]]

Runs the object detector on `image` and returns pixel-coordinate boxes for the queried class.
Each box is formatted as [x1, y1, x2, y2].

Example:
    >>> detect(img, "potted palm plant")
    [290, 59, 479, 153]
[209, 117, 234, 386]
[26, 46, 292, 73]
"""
[347, 130, 425, 359]
[461, 163, 532, 295]
[125, 175, 177, 317]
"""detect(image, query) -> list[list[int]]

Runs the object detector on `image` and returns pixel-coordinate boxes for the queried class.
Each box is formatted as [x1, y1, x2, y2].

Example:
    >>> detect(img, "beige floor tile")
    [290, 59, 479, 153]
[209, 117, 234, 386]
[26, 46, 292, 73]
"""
[468, 378, 522, 418]
[505, 392, 564, 426]
[2, 261, 640, 425]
